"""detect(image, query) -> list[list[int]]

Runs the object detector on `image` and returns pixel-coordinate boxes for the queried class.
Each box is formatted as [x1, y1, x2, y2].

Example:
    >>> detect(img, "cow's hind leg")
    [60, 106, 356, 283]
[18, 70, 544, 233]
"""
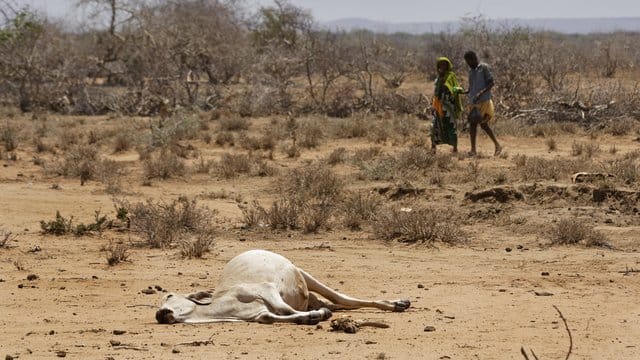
[256, 308, 332, 325]
[300, 269, 410, 312]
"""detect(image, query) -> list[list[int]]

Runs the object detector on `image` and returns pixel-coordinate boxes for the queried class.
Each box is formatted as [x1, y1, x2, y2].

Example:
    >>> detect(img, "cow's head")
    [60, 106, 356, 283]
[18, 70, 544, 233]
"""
[156, 291, 213, 324]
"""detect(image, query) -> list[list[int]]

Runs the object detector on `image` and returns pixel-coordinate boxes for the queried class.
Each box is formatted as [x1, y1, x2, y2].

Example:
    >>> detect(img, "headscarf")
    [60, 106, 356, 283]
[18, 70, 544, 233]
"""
[433, 57, 463, 118]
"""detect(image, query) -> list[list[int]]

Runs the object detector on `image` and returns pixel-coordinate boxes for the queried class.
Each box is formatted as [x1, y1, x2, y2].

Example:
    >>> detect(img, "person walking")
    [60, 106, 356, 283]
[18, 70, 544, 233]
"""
[431, 57, 463, 153]
[464, 51, 502, 156]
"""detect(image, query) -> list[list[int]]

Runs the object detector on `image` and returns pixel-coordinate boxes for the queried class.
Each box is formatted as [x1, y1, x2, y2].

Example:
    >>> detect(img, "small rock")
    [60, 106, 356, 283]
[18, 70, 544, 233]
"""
[49, 330, 55, 335]
[109, 340, 121, 346]
[154, 285, 163, 291]
[516, 245, 523, 249]
[505, 247, 512, 252]
[112, 330, 126, 335]
[417, 284, 425, 289]
[27, 274, 39, 281]
[17, 284, 24, 289]
[172, 348, 180, 353]
[424, 326, 436, 332]
[6, 355, 15, 360]
[56, 350, 66, 357]
[141, 288, 156, 295]
[534, 291, 554, 296]
[541, 272, 550, 276]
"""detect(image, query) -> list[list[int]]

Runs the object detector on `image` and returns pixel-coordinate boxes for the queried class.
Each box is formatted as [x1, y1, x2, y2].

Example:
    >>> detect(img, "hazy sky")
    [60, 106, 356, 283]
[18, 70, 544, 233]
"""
[18, 0, 640, 23]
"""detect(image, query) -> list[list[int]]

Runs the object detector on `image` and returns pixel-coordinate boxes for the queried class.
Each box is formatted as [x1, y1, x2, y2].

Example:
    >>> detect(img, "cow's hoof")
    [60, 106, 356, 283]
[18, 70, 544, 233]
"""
[393, 299, 411, 312]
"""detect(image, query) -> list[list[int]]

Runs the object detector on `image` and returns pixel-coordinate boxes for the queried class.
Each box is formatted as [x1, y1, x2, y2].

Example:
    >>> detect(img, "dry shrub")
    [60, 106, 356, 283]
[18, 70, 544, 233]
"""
[358, 156, 397, 181]
[297, 118, 325, 148]
[251, 158, 278, 177]
[237, 132, 276, 151]
[333, 116, 368, 139]
[53, 144, 102, 185]
[179, 230, 215, 258]
[104, 241, 130, 266]
[127, 197, 216, 248]
[327, 147, 348, 165]
[1, 123, 19, 151]
[513, 154, 589, 181]
[607, 156, 640, 185]
[215, 131, 235, 146]
[606, 117, 637, 136]
[571, 141, 600, 158]
[548, 218, 610, 247]
[150, 111, 202, 148]
[142, 150, 187, 180]
[216, 153, 251, 178]
[194, 156, 215, 174]
[340, 191, 382, 230]
[113, 129, 136, 152]
[367, 120, 392, 143]
[218, 115, 250, 132]
[243, 163, 343, 232]
[352, 147, 383, 163]
[373, 207, 466, 244]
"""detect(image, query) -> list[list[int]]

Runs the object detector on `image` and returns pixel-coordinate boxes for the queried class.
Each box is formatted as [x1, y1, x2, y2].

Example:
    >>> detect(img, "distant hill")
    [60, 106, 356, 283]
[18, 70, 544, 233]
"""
[323, 17, 640, 34]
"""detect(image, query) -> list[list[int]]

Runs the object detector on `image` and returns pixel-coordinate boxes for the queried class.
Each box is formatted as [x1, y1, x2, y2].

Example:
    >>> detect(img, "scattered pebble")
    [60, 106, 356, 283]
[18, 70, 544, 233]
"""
[505, 247, 512, 252]
[56, 350, 66, 357]
[27, 274, 39, 281]
[112, 330, 126, 335]
[534, 291, 554, 296]
[541, 272, 550, 276]
[141, 288, 156, 295]
[424, 326, 436, 332]
[417, 284, 425, 289]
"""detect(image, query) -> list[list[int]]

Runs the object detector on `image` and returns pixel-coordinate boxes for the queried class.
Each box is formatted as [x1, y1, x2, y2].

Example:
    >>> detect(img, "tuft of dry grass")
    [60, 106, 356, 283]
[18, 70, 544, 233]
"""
[1, 123, 19, 151]
[545, 137, 557, 151]
[218, 115, 250, 132]
[216, 153, 251, 178]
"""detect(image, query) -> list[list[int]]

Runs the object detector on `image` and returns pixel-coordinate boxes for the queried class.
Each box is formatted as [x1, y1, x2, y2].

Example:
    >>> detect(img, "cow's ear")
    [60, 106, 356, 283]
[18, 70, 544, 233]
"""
[187, 291, 213, 305]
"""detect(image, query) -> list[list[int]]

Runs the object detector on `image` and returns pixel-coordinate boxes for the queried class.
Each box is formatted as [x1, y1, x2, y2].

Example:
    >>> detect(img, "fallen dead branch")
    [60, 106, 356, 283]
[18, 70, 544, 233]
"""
[553, 305, 573, 360]
[520, 346, 540, 360]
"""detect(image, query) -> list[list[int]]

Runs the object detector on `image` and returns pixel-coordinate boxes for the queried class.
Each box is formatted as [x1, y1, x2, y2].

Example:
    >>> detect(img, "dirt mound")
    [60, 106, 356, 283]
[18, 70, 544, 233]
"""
[464, 186, 524, 203]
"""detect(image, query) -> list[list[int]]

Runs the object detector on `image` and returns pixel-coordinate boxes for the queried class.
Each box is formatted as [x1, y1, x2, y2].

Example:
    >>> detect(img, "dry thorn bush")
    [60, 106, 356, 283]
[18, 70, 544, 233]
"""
[1, 122, 19, 151]
[179, 230, 216, 259]
[218, 115, 250, 132]
[103, 241, 130, 266]
[326, 147, 348, 165]
[216, 153, 252, 178]
[548, 217, 611, 248]
[125, 197, 217, 248]
[373, 207, 466, 244]
[340, 191, 382, 230]
[142, 149, 187, 180]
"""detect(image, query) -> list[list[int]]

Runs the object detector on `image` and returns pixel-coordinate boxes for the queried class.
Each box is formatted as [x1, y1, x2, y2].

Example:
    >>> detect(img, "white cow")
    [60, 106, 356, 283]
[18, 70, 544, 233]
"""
[156, 249, 410, 324]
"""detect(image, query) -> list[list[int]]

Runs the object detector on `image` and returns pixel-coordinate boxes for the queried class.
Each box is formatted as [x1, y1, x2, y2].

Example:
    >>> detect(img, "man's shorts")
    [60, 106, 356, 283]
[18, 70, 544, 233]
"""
[469, 99, 495, 124]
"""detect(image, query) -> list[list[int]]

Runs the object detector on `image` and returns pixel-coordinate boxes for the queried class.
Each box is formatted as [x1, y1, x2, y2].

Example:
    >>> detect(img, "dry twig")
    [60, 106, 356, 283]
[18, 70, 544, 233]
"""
[553, 305, 573, 360]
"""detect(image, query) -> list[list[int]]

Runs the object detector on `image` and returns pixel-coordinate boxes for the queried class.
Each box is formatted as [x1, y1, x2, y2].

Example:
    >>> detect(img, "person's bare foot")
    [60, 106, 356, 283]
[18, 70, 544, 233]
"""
[494, 145, 502, 156]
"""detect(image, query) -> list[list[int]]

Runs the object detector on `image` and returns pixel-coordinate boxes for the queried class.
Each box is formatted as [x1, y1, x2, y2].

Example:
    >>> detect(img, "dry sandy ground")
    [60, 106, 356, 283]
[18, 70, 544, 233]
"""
[1, 116, 640, 359]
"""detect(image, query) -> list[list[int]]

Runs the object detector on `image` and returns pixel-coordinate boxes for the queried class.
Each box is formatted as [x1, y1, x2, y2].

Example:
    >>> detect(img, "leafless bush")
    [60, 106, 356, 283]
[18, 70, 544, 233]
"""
[548, 218, 610, 247]
[340, 191, 382, 230]
[216, 153, 251, 178]
[215, 131, 235, 146]
[179, 230, 215, 259]
[571, 141, 600, 158]
[606, 117, 637, 136]
[142, 149, 187, 180]
[327, 147, 348, 165]
[297, 118, 325, 148]
[218, 115, 250, 132]
[607, 157, 640, 185]
[513, 155, 590, 181]
[113, 129, 136, 153]
[373, 207, 466, 244]
[104, 241, 130, 266]
[127, 197, 216, 248]
[333, 116, 369, 139]
[53, 144, 99, 185]
[1, 122, 19, 151]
